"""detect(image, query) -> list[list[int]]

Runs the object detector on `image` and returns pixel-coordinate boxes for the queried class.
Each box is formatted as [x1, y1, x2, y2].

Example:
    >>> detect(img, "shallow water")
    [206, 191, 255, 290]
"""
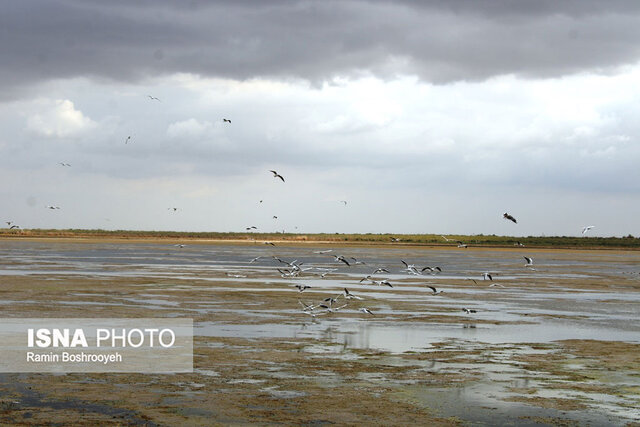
[2, 240, 639, 350]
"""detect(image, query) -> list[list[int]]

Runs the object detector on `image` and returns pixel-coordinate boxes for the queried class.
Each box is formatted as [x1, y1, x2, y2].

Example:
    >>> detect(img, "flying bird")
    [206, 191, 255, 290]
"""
[46, 205, 60, 210]
[359, 308, 374, 316]
[334, 255, 351, 266]
[377, 280, 393, 288]
[344, 288, 363, 300]
[524, 256, 534, 267]
[426, 285, 443, 295]
[59, 162, 71, 167]
[340, 200, 347, 206]
[246, 226, 257, 230]
[125, 136, 132, 144]
[269, 170, 285, 182]
[483, 272, 493, 281]
[582, 225, 595, 235]
[462, 308, 477, 314]
[503, 212, 517, 224]
[147, 95, 161, 101]
[294, 284, 311, 292]
[223, 118, 231, 123]
[457, 241, 468, 248]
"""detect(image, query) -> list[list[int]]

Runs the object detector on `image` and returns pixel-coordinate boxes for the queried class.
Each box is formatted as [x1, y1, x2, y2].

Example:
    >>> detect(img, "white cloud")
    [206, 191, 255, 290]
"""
[167, 118, 214, 139]
[26, 99, 97, 138]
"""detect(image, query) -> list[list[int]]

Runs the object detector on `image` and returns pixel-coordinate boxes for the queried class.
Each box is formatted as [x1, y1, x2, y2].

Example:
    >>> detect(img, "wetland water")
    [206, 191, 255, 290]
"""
[0, 239, 639, 425]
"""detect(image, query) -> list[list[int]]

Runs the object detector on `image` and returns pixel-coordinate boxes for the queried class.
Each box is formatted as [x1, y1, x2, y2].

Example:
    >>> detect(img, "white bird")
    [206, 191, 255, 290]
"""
[375, 279, 393, 288]
[249, 256, 262, 263]
[313, 249, 333, 254]
[457, 241, 468, 248]
[46, 205, 60, 210]
[298, 300, 317, 312]
[269, 170, 285, 182]
[344, 288, 363, 300]
[59, 162, 71, 167]
[582, 225, 595, 235]
[426, 285, 443, 295]
[441, 235, 453, 242]
[401, 260, 421, 275]
[334, 255, 350, 266]
[294, 284, 311, 292]
[340, 200, 347, 206]
[359, 307, 374, 316]
[483, 272, 493, 281]
[174, 244, 186, 248]
[524, 256, 534, 267]
[462, 308, 477, 314]
[147, 95, 161, 101]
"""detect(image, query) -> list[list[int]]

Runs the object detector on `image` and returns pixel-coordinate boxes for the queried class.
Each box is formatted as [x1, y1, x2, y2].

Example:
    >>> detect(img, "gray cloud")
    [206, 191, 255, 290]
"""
[3, 0, 640, 98]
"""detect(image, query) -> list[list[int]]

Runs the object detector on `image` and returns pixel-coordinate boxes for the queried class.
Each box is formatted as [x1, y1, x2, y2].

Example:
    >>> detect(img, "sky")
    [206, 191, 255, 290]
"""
[2, 0, 640, 237]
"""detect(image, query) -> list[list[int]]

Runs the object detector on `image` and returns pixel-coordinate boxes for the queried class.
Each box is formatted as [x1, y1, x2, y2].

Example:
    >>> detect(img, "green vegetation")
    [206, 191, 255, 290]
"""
[1, 228, 639, 249]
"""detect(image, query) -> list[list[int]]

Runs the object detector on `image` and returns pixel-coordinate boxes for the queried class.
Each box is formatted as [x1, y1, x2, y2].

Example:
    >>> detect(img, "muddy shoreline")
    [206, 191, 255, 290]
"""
[0, 240, 638, 425]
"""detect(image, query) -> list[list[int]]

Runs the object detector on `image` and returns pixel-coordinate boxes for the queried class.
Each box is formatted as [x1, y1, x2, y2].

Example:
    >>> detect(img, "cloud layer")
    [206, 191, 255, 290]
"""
[4, 0, 640, 97]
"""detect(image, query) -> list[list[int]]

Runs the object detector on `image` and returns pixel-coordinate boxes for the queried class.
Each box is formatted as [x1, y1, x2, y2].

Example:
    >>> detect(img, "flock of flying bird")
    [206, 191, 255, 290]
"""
[221, 210, 598, 319]
[227, 215, 543, 320]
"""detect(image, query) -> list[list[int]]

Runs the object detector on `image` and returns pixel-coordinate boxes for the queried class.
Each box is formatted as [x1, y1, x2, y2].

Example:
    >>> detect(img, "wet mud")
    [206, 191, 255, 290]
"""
[0, 239, 639, 425]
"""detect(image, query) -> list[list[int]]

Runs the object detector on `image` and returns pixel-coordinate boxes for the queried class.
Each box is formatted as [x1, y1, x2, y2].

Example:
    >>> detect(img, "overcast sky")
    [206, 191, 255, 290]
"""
[2, 0, 640, 237]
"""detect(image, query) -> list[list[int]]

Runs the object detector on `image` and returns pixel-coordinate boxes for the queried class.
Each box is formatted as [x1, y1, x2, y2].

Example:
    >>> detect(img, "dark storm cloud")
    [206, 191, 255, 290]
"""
[3, 0, 640, 94]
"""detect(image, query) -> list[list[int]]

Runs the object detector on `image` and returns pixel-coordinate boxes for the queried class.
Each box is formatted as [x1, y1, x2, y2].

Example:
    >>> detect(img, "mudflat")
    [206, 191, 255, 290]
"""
[0, 238, 639, 425]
